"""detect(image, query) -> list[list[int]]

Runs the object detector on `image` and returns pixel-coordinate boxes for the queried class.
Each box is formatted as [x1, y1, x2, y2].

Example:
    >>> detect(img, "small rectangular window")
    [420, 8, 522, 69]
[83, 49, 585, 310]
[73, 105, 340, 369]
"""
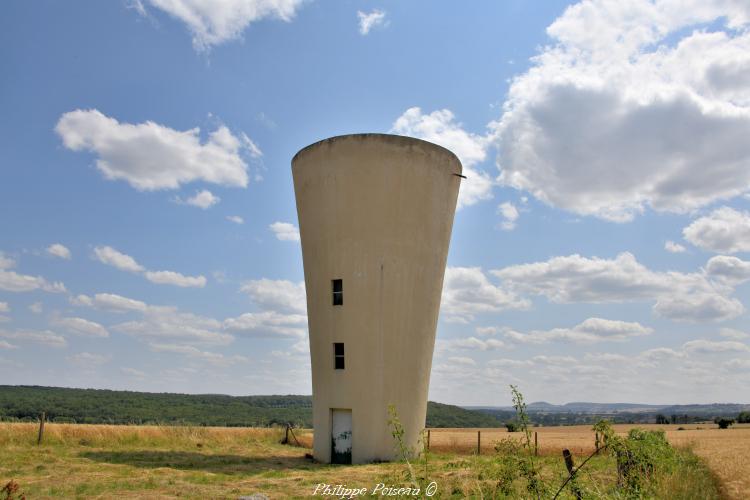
[332, 279, 343, 306]
[333, 342, 345, 370]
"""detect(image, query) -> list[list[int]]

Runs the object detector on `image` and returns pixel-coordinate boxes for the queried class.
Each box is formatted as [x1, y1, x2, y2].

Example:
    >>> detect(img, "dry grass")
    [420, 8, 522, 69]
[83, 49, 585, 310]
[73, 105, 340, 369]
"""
[428, 423, 750, 498]
[0, 422, 740, 498]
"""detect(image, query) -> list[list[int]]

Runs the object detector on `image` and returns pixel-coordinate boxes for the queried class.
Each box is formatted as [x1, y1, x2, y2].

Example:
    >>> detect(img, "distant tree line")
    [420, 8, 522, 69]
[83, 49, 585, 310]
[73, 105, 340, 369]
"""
[0, 386, 504, 428]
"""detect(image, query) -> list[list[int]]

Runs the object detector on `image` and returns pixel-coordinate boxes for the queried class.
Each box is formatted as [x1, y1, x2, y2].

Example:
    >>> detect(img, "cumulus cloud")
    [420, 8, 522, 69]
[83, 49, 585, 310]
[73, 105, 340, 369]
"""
[28, 302, 42, 314]
[357, 9, 387, 35]
[391, 107, 494, 209]
[664, 241, 686, 253]
[176, 189, 220, 209]
[0, 329, 66, 348]
[441, 337, 506, 351]
[497, 202, 519, 230]
[0, 303, 8, 313]
[94, 246, 144, 273]
[93, 245, 206, 288]
[56, 109, 257, 191]
[493, 252, 747, 322]
[0, 340, 17, 349]
[491, 1, 750, 221]
[503, 317, 652, 344]
[46, 243, 71, 260]
[240, 278, 306, 313]
[269, 222, 300, 242]
[683, 339, 750, 353]
[53, 317, 109, 338]
[144, 270, 207, 288]
[73, 291, 231, 345]
[223, 310, 307, 338]
[683, 206, 750, 253]
[136, 0, 306, 51]
[441, 267, 529, 323]
[226, 215, 244, 224]
[0, 252, 66, 293]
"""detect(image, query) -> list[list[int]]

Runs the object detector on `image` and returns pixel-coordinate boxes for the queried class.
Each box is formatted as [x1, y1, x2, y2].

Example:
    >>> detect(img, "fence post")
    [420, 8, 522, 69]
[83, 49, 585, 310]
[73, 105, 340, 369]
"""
[562, 449, 582, 500]
[477, 430, 481, 455]
[426, 429, 430, 451]
[595, 432, 600, 453]
[37, 411, 45, 445]
[535, 431, 538, 456]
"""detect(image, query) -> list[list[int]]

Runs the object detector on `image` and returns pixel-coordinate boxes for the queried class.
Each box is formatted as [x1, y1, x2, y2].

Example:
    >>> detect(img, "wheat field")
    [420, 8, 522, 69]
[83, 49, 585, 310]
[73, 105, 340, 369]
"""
[428, 423, 750, 498]
[0, 422, 745, 498]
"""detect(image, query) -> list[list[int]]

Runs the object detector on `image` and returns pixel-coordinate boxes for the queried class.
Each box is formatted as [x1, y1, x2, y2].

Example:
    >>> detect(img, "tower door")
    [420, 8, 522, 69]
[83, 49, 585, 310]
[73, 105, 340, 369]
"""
[331, 409, 352, 464]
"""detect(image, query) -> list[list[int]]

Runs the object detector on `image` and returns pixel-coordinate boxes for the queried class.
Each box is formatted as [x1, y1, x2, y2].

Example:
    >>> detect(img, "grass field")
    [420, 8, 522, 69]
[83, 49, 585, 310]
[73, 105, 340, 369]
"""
[0, 422, 742, 498]
[428, 424, 750, 498]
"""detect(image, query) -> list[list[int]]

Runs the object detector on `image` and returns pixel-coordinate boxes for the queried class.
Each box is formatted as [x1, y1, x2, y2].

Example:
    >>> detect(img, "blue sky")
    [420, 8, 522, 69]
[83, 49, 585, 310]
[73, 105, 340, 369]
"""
[1, 0, 749, 405]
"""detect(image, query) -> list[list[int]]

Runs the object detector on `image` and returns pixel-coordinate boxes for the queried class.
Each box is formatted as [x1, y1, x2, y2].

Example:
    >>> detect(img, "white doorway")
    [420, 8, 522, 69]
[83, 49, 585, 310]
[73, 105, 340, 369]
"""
[331, 409, 352, 464]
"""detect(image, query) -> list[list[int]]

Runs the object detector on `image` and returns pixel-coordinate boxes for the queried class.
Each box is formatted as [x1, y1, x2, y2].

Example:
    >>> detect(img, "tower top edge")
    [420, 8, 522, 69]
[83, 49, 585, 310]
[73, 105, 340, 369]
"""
[292, 133, 462, 169]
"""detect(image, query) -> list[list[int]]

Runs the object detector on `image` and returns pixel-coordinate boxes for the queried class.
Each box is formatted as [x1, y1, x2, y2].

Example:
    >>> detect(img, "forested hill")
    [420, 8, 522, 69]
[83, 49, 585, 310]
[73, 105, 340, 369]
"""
[0, 385, 504, 428]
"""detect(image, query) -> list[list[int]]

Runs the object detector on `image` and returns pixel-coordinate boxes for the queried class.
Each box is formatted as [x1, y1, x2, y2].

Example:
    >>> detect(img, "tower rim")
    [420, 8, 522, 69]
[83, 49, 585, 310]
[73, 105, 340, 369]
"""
[292, 133, 462, 171]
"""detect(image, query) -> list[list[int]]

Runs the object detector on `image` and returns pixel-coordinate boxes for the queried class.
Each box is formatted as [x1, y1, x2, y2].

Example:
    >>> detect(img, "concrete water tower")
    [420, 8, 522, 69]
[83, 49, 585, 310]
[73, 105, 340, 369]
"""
[292, 134, 462, 464]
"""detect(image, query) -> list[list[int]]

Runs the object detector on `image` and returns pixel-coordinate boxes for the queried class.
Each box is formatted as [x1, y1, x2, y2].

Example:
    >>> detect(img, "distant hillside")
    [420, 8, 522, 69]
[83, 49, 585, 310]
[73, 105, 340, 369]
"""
[0, 385, 503, 428]
[469, 401, 750, 426]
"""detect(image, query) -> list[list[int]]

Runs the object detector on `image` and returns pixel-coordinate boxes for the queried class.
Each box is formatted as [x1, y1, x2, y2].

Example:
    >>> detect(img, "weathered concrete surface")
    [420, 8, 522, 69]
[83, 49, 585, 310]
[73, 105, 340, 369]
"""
[292, 134, 461, 464]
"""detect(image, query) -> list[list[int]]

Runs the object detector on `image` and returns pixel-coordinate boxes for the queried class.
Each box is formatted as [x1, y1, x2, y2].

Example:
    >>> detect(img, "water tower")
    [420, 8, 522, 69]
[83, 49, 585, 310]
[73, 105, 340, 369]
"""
[292, 134, 461, 464]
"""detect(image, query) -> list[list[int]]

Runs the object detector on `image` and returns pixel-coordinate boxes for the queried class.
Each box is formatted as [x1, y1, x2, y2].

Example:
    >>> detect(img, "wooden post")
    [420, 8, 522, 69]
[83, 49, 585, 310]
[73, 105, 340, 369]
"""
[534, 431, 538, 456]
[595, 432, 600, 453]
[562, 449, 582, 500]
[37, 412, 45, 445]
[426, 429, 430, 451]
[477, 430, 481, 455]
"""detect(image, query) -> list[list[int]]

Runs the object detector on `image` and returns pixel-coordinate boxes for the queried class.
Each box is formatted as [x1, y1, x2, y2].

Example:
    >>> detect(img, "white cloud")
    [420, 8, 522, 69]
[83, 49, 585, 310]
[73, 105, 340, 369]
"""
[491, 1, 750, 222]
[73, 291, 231, 345]
[443, 336, 506, 351]
[112, 306, 232, 345]
[71, 293, 147, 312]
[46, 243, 71, 260]
[0, 302, 9, 313]
[54, 317, 109, 338]
[223, 311, 307, 338]
[56, 109, 256, 191]
[0, 253, 15, 270]
[94, 245, 206, 288]
[664, 241, 686, 253]
[0, 251, 66, 293]
[0, 340, 17, 349]
[137, 0, 306, 51]
[493, 252, 746, 322]
[390, 107, 494, 209]
[704, 255, 750, 286]
[441, 267, 529, 323]
[269, 222, 300, 242]
[240, 278, 306, 313]
[68, 352, 110, 366]
[148, 343, 247, 366]
[357, 9, 387, 35]
[0, 329, 66, 348]
[94, 246, 145, 273]
[226, 215, 244, 224]
[145, 270, 207, 288]
[683, 339, 750, 353]
[177, 189, 220, 209]
[720, 328, 749, 340]
[683, 206, 750, 253]
[497, 202, 519, 230]
[28, 302, 42, 314]
[446, 356, 476, 366]
[503, 317, 652, 344]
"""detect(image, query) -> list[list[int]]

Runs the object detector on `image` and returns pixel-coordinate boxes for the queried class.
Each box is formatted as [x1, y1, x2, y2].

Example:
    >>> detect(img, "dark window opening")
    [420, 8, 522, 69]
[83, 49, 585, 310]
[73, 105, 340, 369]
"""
[334, 342, 345, 370]
[332, 279, 343, 306]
